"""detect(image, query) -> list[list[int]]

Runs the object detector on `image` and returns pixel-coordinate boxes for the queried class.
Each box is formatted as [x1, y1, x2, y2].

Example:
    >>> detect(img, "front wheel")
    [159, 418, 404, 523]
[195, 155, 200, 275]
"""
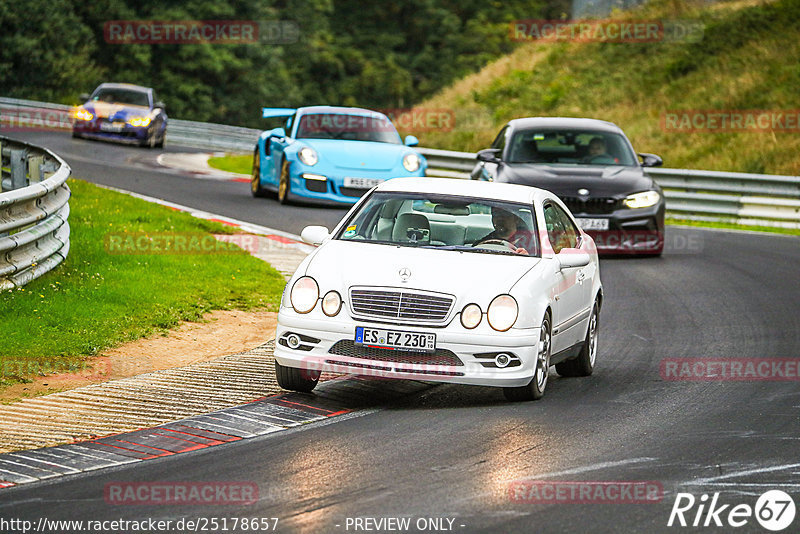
[556, 303, 599, 377]
[503, 314, 551, 401]
[277, 159, 291, 204]
[275, 360, 320, 393]
[250, 149, 269, 198]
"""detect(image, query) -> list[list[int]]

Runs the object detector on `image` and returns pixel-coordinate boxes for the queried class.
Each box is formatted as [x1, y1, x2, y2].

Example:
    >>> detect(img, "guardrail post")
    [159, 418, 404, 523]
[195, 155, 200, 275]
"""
[10, 149, 27, 190]
[28, 155, 43, 183]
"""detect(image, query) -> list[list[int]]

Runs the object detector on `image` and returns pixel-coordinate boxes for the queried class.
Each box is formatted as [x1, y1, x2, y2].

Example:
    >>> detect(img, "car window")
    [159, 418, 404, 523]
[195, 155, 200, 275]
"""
[544, 202, 578, 253]
[295, 113, 402, 144]
[91, 88, 150, 107]
[507, 129, 637, 166]
[491, 125, 508, 152]
[335, 191, 539, 257]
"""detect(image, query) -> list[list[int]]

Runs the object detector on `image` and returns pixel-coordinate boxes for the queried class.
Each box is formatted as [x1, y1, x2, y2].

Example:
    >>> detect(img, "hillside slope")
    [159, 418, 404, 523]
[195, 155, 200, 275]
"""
[407, 0, 800, 175]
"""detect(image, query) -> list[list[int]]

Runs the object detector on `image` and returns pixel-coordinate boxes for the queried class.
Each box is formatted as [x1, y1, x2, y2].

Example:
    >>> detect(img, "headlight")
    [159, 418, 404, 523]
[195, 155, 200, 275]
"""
[460, 303, 482, 329]
[403, 153, 421, 172]
[128, 116, 151, 127]
[624, 190, 660, 209]
[487, 295, 518, 332]
[321, 290, 342, 317]
[298, 147, 318, 166]
[75, 108, 93, 121]
[290, 276, 319, 313]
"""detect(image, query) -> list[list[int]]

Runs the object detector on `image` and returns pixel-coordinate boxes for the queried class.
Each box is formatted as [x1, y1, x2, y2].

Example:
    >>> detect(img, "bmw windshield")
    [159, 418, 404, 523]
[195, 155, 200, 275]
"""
[507, 129, 637, 166]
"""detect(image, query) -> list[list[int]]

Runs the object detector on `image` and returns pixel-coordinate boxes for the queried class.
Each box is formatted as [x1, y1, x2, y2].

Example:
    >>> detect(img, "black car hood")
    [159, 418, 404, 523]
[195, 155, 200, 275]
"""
[497, 163, 656, 198]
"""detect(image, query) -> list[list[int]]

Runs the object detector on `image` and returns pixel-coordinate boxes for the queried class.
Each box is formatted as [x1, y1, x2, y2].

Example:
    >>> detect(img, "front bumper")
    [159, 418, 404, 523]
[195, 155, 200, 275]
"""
[73, 120, 149, 144]
[285, 165, 427, 205]
[574, 202, 665, 254]
[274, 309, 539, 387]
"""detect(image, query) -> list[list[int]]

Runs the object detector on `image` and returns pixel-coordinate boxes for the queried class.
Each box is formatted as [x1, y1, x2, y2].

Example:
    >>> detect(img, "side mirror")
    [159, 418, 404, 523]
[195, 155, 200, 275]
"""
[639, 153, 663, 167]
[79, 93, 90, 102]
[271, 127, 287, 139]
[557, 249, 590, 269]
[301, 225, 330, 246]
[476, 148, 502, 163]
[404, 135, 419, 147]
[154, 101, 166, 111]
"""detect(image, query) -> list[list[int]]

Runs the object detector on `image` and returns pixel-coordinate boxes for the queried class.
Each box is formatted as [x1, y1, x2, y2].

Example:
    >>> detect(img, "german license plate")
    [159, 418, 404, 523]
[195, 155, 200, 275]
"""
[576, 218, 609, 231]
[355, 327, 436, 353]
[344, 177, 383, 188]
[100, 121, 123, 132]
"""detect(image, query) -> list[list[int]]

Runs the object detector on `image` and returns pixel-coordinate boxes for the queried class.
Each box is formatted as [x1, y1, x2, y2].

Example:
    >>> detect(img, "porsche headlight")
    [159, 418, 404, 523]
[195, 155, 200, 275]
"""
[460, 303, 482, 329]
[403, 153, 421, 172]
[321, 290, 342, 317]
[487, 295, 518, 332]
[128, 116, 151, 127]
[290, 276, 319, 314]
[298, 147, 318, 166]
[624, 190, 660, 209]
[75, 108, 94, 121]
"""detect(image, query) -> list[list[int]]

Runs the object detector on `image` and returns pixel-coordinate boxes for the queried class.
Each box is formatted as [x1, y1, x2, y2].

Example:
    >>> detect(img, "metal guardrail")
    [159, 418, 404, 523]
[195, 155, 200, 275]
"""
[2, 96, 798, 227]
[417, 148, 800, 228]
[0, 136, 71, 290]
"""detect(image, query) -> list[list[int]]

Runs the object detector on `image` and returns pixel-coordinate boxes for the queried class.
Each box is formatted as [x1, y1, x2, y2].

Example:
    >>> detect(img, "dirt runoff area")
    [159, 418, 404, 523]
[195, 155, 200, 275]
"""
[0, 310, 277, 403]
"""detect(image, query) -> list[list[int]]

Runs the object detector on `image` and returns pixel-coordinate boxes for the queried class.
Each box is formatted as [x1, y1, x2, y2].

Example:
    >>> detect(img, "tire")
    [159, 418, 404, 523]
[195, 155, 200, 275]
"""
[250, 149, 269, 198]
[278, 159, 291, 204]
[275, 360, 320, 393]
[556, 303, 599, 377]
[503, 314, 551, 401]
[155, 126, 165, 148]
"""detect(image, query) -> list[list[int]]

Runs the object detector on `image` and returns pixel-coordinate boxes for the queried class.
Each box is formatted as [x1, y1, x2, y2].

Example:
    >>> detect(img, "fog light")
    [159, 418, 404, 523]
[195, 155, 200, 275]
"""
[495, 353, 511, 368]
[287, 334, 301, 349]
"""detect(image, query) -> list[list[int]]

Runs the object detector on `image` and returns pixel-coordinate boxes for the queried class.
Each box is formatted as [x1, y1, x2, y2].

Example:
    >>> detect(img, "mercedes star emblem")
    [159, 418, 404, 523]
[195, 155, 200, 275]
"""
[398, 267, 411, 281]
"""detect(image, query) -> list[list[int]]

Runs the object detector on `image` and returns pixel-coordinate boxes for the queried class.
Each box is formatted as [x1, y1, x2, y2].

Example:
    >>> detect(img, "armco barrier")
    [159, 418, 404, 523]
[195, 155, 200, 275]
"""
[2, 96, 798, 227]
[0, 136, 71, 290]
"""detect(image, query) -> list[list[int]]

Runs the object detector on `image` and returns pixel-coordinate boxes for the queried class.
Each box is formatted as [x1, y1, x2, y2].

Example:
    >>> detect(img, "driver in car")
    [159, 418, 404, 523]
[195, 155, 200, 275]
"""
[583, 136, 618, 163]
[475, 207, 532, 255]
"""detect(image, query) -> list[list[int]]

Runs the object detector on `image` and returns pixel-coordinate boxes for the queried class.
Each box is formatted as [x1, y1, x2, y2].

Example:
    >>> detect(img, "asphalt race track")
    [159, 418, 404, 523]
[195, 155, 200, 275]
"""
[1, 131, 799, 533]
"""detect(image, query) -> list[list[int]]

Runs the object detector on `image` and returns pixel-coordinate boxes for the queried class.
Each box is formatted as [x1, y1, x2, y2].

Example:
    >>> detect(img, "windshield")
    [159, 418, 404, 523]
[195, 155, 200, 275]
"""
[91, 88, 150, 107]
[335, 191, 540, 257]
[295, 113, 402, 144]
[507, 129, 637, 166]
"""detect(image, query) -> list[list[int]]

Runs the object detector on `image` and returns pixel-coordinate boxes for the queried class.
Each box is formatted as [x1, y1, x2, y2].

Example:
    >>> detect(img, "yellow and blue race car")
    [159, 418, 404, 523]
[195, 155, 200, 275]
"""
[251, 106, 426, 204]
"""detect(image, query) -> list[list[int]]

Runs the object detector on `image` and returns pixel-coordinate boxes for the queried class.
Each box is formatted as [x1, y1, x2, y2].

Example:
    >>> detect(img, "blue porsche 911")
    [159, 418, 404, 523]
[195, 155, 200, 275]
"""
[72, 83, 167, 148]
[251, 106, 427, 204]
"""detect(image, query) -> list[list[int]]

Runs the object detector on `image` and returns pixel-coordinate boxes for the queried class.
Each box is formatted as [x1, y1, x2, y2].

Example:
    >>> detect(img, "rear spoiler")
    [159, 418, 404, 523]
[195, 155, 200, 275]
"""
[262, 108, 296, 118]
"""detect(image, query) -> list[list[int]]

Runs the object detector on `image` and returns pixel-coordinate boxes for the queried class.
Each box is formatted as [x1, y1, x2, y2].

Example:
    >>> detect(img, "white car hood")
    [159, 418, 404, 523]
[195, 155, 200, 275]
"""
[304, 240, 539, 306]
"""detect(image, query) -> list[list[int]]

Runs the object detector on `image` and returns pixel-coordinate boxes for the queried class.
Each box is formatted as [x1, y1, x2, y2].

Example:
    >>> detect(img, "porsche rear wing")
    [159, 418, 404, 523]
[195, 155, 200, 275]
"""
[262, 108, 296, 118]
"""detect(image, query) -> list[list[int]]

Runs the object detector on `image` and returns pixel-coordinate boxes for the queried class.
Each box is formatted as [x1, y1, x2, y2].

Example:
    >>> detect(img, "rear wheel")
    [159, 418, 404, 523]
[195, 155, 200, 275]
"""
[503, 314, 551, 401]
[275, 360, 320, 393]
[277, 159, 291, 204]
[250, 149, 269, 197]
[556, 303, 599, 377]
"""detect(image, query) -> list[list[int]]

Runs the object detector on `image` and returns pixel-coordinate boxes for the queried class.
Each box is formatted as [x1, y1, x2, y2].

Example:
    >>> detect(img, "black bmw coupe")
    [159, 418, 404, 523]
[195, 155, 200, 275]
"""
[471, 117, 665, 255]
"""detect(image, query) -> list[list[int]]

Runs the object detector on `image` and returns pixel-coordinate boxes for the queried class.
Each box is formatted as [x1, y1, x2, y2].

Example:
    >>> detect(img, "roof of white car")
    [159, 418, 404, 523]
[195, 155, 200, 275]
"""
[377, 177, 550, 203]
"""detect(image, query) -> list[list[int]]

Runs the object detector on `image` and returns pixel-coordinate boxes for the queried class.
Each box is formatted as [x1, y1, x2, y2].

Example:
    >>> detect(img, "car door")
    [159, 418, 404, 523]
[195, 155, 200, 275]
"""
[543, 202, 586, 353]
[263, 117, 293, 187]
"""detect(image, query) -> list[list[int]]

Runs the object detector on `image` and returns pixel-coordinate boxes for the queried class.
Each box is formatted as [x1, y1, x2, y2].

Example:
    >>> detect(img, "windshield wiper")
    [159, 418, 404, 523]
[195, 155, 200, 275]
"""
[420, 245, 521, 256]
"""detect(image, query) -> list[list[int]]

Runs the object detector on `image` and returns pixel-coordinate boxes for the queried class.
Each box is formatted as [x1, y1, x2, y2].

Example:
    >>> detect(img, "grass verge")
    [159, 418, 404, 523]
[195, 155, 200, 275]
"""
[667, 217, 800, 236]
[0, 178, 286, 387]
[208, 154, 252, 175]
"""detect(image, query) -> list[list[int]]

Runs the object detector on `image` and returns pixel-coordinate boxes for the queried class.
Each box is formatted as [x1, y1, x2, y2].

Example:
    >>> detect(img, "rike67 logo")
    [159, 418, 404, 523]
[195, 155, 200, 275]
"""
[668, 490, 796, 531]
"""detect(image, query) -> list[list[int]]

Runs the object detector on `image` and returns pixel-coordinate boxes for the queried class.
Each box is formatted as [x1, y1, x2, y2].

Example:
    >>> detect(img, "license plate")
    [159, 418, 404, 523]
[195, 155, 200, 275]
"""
[355, 327, 436, 353]
[576, 218, 609, 231]
[100, 122, 123, 132]
[344, 177, 383, 188]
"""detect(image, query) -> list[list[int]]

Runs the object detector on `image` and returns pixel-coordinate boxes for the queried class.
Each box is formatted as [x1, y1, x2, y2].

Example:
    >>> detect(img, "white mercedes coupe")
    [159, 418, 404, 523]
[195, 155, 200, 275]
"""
[274, 178, 602, 401]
